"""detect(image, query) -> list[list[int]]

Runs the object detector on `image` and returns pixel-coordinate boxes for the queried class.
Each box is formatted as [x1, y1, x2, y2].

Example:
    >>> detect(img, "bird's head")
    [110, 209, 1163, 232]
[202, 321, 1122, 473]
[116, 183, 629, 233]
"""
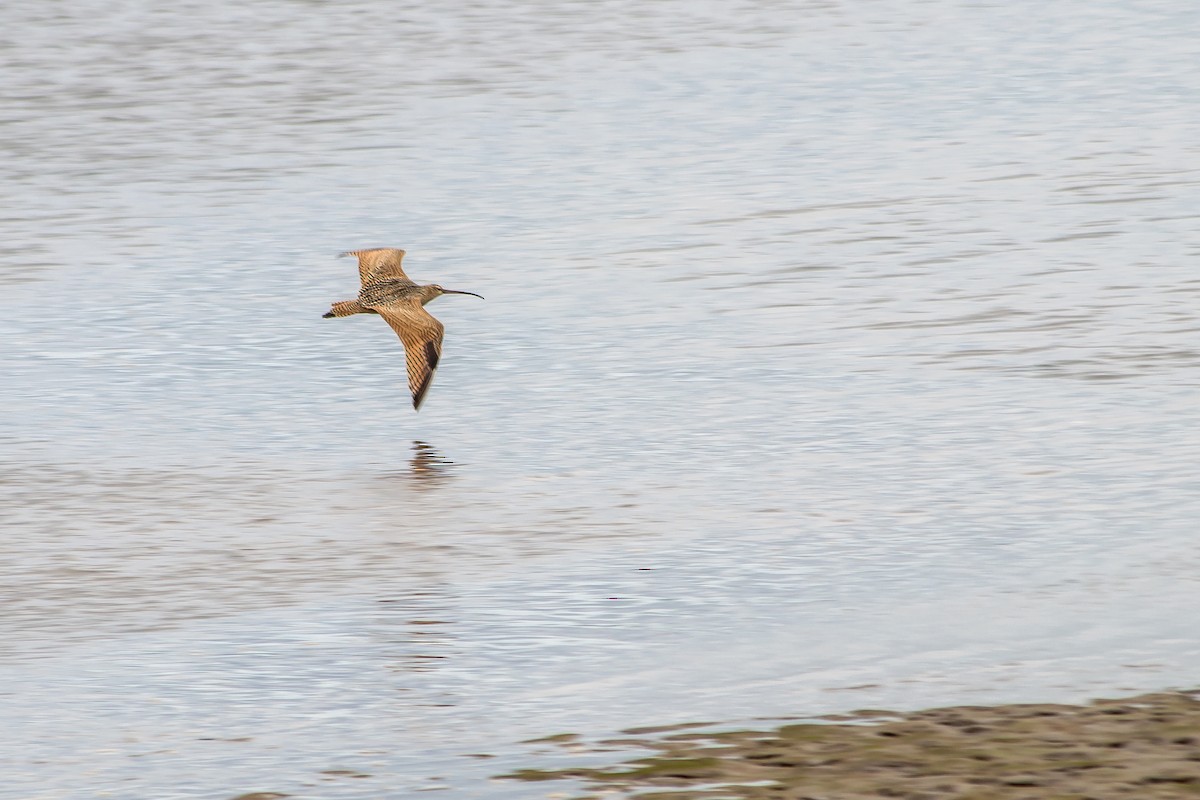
[428, 284, 484, 302]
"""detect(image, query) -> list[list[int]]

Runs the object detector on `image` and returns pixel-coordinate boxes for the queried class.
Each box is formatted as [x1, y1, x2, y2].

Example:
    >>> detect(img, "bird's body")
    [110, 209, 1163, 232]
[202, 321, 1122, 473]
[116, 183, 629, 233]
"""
[324, 248, 482, 410]
[358, 278, 431, 308]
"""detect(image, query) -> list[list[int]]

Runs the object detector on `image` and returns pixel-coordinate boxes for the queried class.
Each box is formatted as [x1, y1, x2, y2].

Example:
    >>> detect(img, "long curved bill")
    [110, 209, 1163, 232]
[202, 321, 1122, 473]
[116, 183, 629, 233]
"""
[442, 289, 484, 299]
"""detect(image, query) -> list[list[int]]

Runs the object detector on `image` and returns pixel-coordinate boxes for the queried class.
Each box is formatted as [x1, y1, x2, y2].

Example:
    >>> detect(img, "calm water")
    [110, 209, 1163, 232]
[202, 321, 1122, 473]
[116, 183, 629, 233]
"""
[3, 0, 1200, 797]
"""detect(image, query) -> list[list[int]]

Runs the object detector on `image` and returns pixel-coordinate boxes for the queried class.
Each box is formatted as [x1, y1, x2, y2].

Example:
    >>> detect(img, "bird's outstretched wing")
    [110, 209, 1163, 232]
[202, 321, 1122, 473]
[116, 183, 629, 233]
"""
[376, 299, 445, 410]
[342, 248, 410, 285]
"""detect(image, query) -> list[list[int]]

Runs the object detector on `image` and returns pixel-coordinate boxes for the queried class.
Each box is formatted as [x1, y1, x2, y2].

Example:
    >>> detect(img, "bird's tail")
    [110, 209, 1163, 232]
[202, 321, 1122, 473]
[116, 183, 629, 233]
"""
[323, 299, 368, 318]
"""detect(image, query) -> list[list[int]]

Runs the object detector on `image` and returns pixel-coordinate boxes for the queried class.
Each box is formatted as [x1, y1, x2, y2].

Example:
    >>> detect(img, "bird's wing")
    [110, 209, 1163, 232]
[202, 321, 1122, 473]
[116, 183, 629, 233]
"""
[376, 299, 445, 410]
[342, 248, 409, 285]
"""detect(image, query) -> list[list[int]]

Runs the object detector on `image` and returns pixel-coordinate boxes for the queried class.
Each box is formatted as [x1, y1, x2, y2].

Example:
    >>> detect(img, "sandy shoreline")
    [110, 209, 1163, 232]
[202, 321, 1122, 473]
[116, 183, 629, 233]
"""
[503, 690, 1200, 798]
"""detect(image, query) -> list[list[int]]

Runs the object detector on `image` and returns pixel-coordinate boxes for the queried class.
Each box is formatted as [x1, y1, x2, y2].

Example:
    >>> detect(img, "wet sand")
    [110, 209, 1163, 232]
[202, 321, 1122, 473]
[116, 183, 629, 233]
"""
[504, 690, 1200, 798]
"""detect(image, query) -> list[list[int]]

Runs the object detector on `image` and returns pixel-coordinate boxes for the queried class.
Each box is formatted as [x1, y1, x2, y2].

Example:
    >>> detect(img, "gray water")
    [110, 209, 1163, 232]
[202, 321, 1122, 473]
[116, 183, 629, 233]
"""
[3, 0, 1200, 797]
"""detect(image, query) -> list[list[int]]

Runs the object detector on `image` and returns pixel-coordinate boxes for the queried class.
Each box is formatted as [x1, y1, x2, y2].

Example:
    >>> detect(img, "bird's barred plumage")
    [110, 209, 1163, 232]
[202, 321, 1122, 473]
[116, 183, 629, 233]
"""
[358, 278, 422, 308]
[325, 249, 480, 411]
[376, 301, 444, 410]
[341, 247, 411, 285]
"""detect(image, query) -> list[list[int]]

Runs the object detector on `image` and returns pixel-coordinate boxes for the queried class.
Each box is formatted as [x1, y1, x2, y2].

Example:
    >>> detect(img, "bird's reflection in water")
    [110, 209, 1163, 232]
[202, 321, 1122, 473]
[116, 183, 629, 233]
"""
[407, 440, 456, 487]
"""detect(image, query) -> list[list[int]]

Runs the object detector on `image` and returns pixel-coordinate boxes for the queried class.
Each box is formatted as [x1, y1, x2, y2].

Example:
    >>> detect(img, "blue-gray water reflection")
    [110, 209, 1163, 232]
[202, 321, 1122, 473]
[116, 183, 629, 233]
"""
[3, 0, 1200, 797]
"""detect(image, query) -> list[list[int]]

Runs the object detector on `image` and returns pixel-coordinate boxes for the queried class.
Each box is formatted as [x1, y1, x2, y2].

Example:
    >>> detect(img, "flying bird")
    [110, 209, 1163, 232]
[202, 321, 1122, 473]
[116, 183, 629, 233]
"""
[324, 248, 483, 410]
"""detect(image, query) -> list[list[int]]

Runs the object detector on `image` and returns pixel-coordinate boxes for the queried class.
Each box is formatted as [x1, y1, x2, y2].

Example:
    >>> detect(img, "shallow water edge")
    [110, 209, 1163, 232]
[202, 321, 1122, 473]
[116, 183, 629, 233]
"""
[504, 687, 1200, 799]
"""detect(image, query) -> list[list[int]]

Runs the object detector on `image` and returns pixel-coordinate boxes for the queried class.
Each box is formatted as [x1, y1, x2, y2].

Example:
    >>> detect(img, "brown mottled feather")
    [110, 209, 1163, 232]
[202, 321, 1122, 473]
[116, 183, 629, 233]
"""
[342, 248, 411, 285]
[376, 299, 445, 410]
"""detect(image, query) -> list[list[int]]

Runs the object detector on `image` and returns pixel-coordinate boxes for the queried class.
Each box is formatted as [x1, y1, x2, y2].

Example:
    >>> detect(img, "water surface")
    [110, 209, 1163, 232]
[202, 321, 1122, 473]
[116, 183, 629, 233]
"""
[3, 1, 1200, 797]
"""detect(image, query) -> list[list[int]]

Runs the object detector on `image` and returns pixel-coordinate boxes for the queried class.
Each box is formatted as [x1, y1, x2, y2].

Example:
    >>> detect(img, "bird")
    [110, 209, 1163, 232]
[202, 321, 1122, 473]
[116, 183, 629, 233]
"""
[324, 248, 483, 410]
